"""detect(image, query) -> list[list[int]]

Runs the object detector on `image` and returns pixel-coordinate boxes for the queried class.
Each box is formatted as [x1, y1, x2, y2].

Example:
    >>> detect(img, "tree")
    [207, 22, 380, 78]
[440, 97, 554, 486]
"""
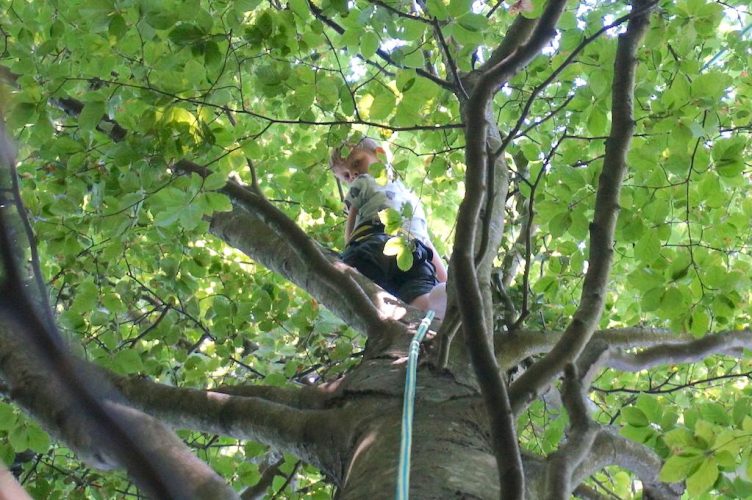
[1, 0, 751, 498]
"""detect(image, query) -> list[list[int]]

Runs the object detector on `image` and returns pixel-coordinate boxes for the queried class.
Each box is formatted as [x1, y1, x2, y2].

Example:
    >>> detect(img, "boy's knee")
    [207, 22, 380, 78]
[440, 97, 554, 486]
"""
[409, 293, 431, 311]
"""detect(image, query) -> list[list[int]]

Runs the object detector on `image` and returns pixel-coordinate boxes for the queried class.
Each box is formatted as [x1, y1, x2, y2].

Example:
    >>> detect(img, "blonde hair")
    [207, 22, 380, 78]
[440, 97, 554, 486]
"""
[329, 136, 386, 169]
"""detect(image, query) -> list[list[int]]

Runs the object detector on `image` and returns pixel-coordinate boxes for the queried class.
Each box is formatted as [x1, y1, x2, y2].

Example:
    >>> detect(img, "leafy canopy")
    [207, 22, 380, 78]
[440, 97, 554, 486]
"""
[1, 0, 752, 497]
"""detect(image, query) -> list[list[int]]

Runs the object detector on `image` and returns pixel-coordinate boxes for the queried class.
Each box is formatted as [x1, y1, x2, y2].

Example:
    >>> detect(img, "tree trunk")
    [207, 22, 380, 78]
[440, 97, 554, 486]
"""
[336, 372, 500, 499]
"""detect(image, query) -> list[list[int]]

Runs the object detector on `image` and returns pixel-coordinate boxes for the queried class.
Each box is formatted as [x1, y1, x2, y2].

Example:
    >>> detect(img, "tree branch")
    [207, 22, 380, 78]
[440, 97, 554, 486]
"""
[110, 374, 350, 478]
[477, 14, 537, 73]
[573, 429, 683, 500]
[175, 160, 428, 337]
[305, 0, 454, 91]
[211, 382, 335, 409]
[608, 330, 752, 372]
[451, 3, 568, 496]
[496, 327, 684, 369]
[508, 0, 654, 413]
[0, 322, 237, 498]
[7, 74, 428, 344]
[0, 113, 237, 499]
[545, 364, 598, 500]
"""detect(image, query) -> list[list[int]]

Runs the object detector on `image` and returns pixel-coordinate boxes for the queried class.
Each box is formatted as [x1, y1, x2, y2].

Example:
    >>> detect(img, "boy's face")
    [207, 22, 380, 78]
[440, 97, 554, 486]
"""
[331, 148, 379, 184]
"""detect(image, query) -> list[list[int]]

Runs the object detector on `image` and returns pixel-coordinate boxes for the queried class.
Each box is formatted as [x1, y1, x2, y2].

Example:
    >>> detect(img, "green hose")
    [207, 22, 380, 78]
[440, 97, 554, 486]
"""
[396, 310, 435, 500]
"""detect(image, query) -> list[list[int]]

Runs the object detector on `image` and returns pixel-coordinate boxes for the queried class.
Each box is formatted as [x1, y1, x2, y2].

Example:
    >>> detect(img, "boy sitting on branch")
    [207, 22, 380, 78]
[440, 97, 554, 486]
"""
[329, 136, 447, 318]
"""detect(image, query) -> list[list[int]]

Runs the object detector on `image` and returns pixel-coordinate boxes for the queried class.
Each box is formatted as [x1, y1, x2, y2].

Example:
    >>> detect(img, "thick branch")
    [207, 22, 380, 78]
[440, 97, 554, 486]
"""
[508, 0, 653, 413]
[451, 3, 568, 497]
[0, 321, 237, 499]
[545, 364, 598, 499]
[477, 15, 537, 73]
[0, 113, 236, 499]
[211, 382, 336, 409]
[573, 429, 683, 500]
[175, 161, 427, 337]
[497, 328, 690, 369]
[608, 330, 752, 371]
[110, 373, 349, 477]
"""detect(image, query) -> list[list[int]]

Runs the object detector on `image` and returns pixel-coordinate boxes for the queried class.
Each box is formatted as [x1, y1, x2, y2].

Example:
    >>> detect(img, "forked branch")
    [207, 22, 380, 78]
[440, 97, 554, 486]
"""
[508, 0, 654, 414]
[453, 1, 568, 497]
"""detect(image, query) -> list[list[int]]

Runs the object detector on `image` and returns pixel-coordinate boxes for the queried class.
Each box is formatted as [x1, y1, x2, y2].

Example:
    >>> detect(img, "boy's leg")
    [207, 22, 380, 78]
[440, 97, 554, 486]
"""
[397, 240, 444, 315]
[428, 282, 446, 318]
[407, 283, 446, 318]
[408, 292, 430, 311]
[342, 234, 400, 297]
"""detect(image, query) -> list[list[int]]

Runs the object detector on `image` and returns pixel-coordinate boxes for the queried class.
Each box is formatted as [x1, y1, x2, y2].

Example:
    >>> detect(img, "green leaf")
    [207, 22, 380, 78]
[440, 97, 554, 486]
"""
[383, 236, 403, 256]
[288, 0, 310, 19]
[663, 427, 696, 448]
[168, 23, 206, 45]
[379, 208, 402, 233]
[620, 424, 653, 443]
[686, 457, 718, 497]
[202, 192, 232, 212]
[9, 425, 30, 452]
[71, 279, 99, 314]
[587, 108, 608, 135]
[0, 403, 17, 431]
[659, 454, 703, 482]
[402, 49, 425, 69]
[636, 395, 662, 423]
[689, 308, 710, 337]
[457, 13, 487, 32]
[396, 245, 414, 272]
[733, 398, 751, 428]
[108, 14, 127, 40]
[660, 287, 687, 316]
[113, 350, 145, 373]
[693, 420, 715, 447]
[79, 101, 106, 132]
[369, 90, 396, 121]
[144, 9, 179, 30]
[700, 403, 730, 426]
[402, 19, 426, 41]
[715, 450, 737, 469]
[154, 206, 183, 227]
[448, 0, 473, 17]
[26, 424, 50, 453]
[425, 0, 449, 20]
[622, 407, 649, 427]
[548, 211, 571, 238]
[203, 171, 228, 190]
[179, 203, 205, 230]
[713, 137, 747, 177]
[360, 31, 379, 58]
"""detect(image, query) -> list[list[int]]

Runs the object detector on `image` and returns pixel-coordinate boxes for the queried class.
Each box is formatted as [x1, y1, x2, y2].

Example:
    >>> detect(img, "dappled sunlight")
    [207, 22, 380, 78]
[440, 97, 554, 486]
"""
[345, 430, 378, 481]
[375, 291, 407, 321]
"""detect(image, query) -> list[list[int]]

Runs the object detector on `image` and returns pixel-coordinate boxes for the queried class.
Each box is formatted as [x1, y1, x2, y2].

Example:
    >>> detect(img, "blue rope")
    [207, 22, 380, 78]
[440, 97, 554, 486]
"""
[396, 310, 435, 500]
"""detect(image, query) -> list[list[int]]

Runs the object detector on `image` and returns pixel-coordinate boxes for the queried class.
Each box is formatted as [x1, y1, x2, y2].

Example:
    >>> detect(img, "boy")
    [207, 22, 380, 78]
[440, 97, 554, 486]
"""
[329, 137, 447, 317]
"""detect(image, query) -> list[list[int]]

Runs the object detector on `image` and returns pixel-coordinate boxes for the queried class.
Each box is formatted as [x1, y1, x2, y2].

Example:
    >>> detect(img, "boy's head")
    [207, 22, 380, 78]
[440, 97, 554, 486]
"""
[329, 137, 385, 184]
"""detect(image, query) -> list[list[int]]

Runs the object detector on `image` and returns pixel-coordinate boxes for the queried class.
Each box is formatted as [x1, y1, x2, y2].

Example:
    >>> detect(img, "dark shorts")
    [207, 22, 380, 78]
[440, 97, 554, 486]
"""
[341, 233, 439, 304]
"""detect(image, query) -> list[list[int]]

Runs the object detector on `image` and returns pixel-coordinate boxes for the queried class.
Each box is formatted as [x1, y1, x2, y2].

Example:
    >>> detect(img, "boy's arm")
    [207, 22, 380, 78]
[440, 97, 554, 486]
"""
[345, 206, 358, 243]
[427, 240, 448, 282]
